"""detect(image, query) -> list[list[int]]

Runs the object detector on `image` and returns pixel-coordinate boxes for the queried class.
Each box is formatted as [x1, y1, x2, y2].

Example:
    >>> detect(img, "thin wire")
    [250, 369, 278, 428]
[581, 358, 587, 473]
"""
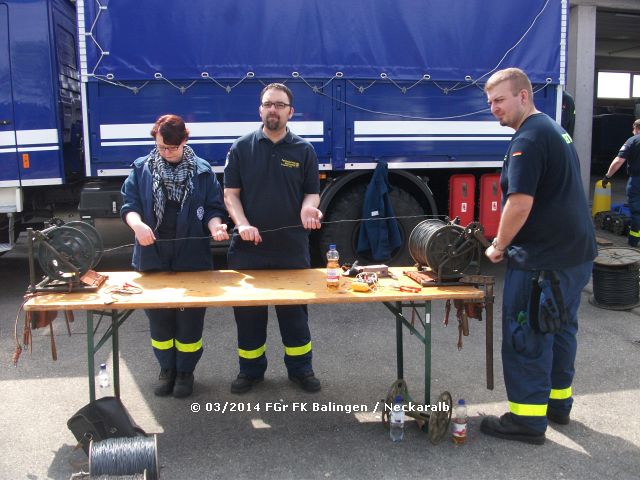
[102, 213, 448, 253]
[313, 88, 490, 120]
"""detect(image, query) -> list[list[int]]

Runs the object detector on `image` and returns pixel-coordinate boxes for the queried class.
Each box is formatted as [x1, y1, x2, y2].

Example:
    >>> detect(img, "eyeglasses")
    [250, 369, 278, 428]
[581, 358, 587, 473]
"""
[261, 101, 291, 110]
[156, 144, 181, 152]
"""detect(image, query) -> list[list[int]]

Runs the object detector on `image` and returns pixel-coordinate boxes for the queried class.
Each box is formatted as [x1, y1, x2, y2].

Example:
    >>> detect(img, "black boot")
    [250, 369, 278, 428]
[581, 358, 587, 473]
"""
[154, 368, 176, 397]
[230, 373, 264, 394]
[288, 372, 321, 392]
[173, 372, 195, 398]
[480, 413, 545, 445]
[547, 410, 570, 425]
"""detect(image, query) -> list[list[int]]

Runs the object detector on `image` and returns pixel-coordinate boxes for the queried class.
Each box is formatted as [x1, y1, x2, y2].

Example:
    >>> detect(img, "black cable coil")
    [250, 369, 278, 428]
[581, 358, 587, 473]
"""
[592, 264, 639, 308]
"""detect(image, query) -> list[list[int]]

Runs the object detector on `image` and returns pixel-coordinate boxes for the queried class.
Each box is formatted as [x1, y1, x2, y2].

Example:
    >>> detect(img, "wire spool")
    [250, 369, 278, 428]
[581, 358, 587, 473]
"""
[92, 475, 147, 479]
[66, 221, 104, 268]
[38, 225, 95, 280]
[590, 247, 640, 310]
[89, 436, 159, 480]
[408, 219, 475, 278]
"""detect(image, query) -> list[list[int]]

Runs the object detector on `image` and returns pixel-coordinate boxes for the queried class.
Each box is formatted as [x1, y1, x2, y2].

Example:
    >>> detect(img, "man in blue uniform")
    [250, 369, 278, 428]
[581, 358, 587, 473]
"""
[482, 68, 597, 444]
[602, 119, 640, 246]
[224, 83, 323, 394]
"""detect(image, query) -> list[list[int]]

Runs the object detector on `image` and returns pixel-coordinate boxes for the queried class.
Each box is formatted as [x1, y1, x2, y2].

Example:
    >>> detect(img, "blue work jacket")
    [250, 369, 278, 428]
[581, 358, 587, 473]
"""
[120, 154, 226, 271]
[356, 161, 402, 261]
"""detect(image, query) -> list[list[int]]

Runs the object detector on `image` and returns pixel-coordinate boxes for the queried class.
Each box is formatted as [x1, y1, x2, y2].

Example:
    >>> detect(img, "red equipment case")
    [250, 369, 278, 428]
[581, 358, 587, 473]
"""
[448, 174, 476, 226]
[479, 173, 502, 239]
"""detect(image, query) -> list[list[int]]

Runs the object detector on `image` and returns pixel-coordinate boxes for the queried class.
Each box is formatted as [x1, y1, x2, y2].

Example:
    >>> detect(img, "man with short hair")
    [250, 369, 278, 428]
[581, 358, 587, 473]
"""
[482, 68, 597, 444]
[602, 119, 640, 247]
[224, 83, 323, 394]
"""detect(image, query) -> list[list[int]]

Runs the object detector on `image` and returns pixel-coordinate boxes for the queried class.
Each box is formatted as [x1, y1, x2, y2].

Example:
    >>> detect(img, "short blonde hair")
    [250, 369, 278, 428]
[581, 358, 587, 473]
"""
[485, 68, 533, 99]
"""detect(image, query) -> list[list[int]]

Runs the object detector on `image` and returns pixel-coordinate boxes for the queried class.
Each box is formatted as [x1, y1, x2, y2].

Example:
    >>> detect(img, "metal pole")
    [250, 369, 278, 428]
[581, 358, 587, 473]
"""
[111, 310, 120, 398]
[424, 301, 432, 405]
[485, 282, 495, 390]
[87, 310, 96, 402]
[395, 301, 403, 380]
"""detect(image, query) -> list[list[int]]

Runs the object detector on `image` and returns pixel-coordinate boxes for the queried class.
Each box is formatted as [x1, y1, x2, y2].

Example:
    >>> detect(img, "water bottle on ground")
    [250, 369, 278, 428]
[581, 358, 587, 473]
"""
[451, 398, 468, 444]
[389, 394, 405, 442]
[97, 363, 110, 395]
[326, 244, 340, 289]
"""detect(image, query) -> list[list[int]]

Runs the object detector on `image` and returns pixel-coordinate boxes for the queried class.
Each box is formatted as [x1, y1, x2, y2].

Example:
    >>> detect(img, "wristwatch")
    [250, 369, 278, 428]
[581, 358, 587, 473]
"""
[491, 238, 507, 252]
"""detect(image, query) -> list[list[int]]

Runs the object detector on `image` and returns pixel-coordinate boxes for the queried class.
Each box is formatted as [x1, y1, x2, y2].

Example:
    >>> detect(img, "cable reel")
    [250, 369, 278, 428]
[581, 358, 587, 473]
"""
[408, 219, 489, 281]
[27, 220, 105, 292]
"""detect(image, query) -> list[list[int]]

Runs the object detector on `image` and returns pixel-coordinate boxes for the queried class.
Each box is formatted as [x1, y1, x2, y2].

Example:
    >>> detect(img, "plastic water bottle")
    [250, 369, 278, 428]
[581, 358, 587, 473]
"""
[97, 363, 110, 393]
[326, 244, 340, 289]
[451, 398, 468, 444]
[389, 394, 405, 442]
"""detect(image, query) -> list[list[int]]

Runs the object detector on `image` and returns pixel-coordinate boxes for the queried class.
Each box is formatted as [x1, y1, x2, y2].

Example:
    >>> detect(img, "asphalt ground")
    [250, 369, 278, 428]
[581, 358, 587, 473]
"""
[0, 176, 638, 480]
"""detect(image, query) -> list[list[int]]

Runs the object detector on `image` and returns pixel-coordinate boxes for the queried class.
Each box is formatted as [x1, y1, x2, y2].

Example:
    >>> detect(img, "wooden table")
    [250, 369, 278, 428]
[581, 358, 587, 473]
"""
[24, 267, 493, 404]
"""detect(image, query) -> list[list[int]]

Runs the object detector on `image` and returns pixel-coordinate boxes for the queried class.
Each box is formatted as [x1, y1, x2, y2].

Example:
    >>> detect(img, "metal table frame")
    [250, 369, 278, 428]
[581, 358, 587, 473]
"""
[85, 299, 491, 405]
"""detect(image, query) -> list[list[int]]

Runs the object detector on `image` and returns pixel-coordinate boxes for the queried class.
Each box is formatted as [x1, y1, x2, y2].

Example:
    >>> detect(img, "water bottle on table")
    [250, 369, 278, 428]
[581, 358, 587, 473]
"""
[326, 244, 340, 289]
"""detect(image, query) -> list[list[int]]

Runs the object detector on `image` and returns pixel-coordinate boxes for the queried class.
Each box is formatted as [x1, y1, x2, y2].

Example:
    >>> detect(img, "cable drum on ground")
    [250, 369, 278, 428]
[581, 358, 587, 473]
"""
[89, 436, 158, 480]
[590, 247, 640, 310]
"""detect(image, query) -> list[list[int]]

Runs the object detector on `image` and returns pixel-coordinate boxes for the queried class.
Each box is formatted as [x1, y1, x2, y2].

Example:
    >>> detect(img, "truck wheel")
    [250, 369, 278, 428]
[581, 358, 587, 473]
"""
[319, 184, 429, 266]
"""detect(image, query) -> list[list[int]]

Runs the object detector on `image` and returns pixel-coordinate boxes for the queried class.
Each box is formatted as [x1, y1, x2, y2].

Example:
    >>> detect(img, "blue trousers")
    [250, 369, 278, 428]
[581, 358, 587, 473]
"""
[227, 246, 313, 377]
[144, 240, 205, 373]
[502, 261, 592, 432]
[626, 176, 640, 247]
[146, 307, 205, 373]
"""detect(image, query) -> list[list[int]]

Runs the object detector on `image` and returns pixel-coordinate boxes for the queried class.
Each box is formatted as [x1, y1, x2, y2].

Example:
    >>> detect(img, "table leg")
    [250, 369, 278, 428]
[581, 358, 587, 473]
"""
[423, 301, 432, 405]
[85, 309, 133, 401]
[111, 309, 120, 398]
[384, 301, 431, 405]
[485, 283, 494, 390]
[395, 301, 404, 380]
[87, 311, 96, 402]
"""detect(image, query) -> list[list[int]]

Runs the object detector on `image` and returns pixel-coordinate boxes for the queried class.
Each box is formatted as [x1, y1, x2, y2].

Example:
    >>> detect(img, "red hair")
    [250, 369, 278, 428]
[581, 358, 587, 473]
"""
[150, 114, 189, 145]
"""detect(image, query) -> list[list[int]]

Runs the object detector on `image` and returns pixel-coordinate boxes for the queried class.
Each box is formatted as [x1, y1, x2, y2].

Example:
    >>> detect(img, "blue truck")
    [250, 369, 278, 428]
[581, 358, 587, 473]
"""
[0, 0, 566, 264]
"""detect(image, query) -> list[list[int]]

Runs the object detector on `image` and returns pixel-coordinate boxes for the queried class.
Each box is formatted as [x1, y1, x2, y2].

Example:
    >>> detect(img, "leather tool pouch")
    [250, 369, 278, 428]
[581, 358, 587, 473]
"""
[67, 396, 147, 454]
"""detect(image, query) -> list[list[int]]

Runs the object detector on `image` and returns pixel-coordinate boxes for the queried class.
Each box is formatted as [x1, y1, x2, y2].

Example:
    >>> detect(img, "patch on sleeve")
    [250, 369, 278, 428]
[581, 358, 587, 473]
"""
[562, 133, 573, 144]
[511, 151, 523, 157]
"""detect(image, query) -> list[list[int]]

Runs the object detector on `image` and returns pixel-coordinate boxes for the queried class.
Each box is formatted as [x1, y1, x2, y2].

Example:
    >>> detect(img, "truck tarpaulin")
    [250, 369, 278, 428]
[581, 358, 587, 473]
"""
[81, 0, 562, 83]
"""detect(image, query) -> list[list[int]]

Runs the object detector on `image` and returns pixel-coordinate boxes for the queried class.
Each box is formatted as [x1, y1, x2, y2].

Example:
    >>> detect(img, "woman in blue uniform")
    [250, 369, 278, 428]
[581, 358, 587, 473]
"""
[121, 114, 228, 398]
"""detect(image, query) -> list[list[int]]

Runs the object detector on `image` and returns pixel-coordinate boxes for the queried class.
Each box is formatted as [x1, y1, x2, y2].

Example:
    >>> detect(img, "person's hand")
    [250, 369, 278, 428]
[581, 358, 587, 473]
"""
[211, 224, 229, 242]
[132, 223, 156, 246]
[301, 205, 323, 230]
[237, 225, 262, 245]
[601, 176, 610, 188]
[485, 245, 505, 264]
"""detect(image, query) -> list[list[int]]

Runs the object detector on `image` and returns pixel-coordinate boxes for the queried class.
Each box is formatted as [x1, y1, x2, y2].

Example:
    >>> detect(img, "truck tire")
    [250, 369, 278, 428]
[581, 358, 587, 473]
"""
[319, 184, 428, 266]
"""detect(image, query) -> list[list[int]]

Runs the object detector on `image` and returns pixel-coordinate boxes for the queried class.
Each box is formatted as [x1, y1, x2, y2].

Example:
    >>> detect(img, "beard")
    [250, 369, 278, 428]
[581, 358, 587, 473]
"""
[264, 115, 282, 131]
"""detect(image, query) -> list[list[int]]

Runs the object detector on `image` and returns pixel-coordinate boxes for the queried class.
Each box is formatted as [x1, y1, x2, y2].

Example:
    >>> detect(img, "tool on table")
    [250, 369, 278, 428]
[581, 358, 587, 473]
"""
[350, 272, 379, 292]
